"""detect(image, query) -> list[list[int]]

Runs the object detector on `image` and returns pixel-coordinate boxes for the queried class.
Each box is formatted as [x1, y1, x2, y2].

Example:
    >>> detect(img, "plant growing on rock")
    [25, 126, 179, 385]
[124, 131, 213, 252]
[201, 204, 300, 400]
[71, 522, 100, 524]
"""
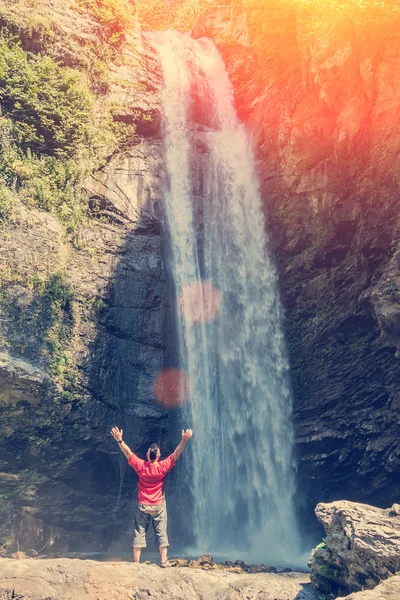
[75, 0, 136, 45]
[0, 35, 95, 156]
[0, 184, 14, 223]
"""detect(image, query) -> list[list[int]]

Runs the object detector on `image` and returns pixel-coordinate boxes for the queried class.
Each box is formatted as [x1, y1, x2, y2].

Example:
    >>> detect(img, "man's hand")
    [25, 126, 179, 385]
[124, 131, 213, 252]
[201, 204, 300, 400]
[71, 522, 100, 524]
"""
[110, 427, 123, 442]
[173, 428, 193, 461]
[182, 429, 193, 442]
[110, 427, 133, 459]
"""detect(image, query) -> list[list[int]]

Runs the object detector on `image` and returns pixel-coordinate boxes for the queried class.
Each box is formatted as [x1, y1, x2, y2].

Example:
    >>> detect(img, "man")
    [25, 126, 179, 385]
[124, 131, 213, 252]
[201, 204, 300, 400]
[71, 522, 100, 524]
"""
[110, 426, 193, 567]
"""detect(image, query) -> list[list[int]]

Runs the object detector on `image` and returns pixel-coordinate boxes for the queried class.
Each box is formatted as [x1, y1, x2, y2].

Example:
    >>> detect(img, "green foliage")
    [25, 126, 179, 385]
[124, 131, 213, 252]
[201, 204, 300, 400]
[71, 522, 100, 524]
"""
[0, 115, 92, 231]
[90, 58, 113, 94]
[40, 273, 75, 314]
[76, 0, 136, 45]
[0, 36, 117, 232]
[0, 35, 95, 157]
[0, 268, 84, 404]
[0, 184, 15, 223]
[0, 2, 60, 55]
[18, 155, 89, 231]
[32, 273, 79, 392]
[89, 295, 107, 315]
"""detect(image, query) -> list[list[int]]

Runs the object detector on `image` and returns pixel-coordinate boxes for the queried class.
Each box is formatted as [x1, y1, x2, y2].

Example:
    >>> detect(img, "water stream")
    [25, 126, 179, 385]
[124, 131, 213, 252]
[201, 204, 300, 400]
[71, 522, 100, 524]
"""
[150, 31, 302, 566]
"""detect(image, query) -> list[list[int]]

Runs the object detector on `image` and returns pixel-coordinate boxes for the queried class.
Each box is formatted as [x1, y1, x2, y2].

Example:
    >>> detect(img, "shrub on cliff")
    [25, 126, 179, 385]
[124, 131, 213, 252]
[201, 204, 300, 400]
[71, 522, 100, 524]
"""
[76, 0, 136, 45]
[0, 35, 95, 157]
[0, 110, 104, 232]
[0, 36, 116, 231]
[0, 184, 14, 223]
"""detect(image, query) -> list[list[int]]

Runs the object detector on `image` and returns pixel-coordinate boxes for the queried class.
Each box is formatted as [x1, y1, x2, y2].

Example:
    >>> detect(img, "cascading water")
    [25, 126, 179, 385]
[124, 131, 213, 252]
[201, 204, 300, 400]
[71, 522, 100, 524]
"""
[150, 31, 302, 566]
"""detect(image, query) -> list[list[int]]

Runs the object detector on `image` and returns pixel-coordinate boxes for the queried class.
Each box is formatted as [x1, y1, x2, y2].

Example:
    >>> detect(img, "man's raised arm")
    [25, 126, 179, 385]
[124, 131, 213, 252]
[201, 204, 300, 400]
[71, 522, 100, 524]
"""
[173, 428, 193, 461]
[110, 426, 133, 460]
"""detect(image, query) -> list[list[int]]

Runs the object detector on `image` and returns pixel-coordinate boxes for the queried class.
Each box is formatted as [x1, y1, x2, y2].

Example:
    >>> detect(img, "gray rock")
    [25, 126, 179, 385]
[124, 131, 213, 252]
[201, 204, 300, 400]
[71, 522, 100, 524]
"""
[0, 352, 47, 385]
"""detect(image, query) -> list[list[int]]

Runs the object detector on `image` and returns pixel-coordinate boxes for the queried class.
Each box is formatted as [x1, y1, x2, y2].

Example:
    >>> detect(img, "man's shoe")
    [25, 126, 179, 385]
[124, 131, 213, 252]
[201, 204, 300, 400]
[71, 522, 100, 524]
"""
[160, 561, 170, 568]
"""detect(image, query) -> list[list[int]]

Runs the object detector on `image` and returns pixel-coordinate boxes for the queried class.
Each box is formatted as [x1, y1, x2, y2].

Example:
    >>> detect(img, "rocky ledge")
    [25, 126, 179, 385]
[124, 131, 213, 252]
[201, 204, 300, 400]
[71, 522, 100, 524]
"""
[0, 557, 316, 600]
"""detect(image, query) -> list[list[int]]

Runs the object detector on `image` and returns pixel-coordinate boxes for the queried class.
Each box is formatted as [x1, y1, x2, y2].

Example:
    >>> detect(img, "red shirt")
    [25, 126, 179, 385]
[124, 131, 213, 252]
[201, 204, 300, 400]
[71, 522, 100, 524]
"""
[128, 453, 176, 505]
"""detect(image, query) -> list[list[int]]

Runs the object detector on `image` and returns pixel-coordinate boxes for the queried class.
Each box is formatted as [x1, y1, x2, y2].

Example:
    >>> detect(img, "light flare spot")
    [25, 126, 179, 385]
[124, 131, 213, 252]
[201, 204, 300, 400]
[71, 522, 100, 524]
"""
[153, 368, 190, 409]
[179, 280, 222, 324]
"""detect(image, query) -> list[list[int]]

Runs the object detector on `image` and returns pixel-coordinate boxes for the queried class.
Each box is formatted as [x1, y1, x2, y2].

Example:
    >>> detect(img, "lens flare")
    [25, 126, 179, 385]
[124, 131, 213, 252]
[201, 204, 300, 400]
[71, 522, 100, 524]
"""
[153, 368, 191, 409]
[179, 280, 222, 324]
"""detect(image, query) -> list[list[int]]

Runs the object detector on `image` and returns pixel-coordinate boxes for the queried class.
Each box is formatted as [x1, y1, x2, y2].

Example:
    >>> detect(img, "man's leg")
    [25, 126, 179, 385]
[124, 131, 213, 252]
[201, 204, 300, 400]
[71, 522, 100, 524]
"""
[133, 506, 150, 562]
[152, 502, 169, 566]
[159, 546, 168, 563]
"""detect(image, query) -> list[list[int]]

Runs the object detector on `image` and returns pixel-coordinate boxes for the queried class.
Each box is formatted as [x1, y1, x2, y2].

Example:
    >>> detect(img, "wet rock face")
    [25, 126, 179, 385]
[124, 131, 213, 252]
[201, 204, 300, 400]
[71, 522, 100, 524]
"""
[194, 12, 400, 521]
[0, 143, 175, 555]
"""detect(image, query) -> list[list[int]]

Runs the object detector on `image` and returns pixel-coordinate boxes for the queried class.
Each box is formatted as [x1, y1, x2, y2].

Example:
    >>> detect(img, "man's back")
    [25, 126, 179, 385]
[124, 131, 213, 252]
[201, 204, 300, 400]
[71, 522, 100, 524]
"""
[128, 454, 176, 505]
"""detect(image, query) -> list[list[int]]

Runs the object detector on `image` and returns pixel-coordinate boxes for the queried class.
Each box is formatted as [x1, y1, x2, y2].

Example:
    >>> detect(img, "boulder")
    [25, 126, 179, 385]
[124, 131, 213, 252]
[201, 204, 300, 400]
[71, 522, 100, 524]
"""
[225, 559, 233, 566]
[168, 557, 190, 567]
[309, 500, 400, 596]
[234, 559, 246, 568]
[198, 553, 213, 564]
[247, 564, 266, 574]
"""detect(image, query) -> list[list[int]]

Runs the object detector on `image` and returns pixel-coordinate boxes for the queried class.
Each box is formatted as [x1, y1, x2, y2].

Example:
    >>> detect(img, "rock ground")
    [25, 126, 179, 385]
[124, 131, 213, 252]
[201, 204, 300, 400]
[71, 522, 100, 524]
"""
[0, 558, 316, 600]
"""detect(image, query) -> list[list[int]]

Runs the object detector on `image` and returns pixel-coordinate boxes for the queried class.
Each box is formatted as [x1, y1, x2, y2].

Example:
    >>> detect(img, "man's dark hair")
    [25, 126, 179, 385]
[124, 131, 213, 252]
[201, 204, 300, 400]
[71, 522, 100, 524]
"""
[149, 443, 159, 461]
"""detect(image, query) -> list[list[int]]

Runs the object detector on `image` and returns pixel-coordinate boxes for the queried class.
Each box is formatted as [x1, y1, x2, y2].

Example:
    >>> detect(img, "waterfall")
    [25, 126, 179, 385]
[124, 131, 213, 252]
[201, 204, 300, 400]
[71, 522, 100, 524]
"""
[149, 31, 301, 566]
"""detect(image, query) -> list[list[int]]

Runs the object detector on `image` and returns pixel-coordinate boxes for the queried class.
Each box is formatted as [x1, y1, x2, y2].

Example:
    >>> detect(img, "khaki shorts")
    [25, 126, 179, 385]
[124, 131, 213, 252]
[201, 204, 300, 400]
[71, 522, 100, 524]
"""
[133, 501, 169, 548]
